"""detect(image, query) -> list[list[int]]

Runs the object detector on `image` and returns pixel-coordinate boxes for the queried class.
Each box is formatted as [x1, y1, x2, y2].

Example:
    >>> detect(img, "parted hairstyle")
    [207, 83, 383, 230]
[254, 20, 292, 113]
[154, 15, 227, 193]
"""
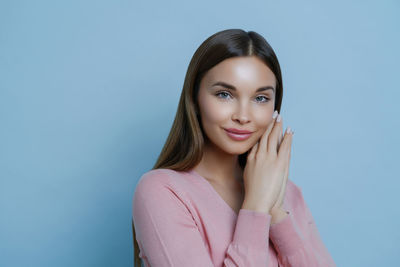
[132, 28, 284, 266]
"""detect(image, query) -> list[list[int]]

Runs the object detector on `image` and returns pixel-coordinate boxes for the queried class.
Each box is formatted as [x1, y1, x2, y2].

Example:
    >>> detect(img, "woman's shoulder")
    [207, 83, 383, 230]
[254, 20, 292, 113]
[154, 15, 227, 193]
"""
[134, 168, 189, 197]
[132, 168, 196, 220]
[137, 168, 187, 183]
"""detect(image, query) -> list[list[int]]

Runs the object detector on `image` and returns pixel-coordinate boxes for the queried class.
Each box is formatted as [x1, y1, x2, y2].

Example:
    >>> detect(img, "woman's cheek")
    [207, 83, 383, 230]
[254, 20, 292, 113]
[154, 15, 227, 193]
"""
[207, 102, 232, 122]
[255, 112, 274, 127]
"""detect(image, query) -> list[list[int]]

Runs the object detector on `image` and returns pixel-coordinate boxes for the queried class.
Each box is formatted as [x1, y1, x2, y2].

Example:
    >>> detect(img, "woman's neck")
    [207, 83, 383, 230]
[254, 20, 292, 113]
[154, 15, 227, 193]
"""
[193, 143, 243, 189]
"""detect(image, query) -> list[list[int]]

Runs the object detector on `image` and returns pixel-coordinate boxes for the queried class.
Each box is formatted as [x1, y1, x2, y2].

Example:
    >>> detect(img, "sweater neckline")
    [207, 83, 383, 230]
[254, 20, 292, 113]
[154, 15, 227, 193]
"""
[188, 169, 239, 217]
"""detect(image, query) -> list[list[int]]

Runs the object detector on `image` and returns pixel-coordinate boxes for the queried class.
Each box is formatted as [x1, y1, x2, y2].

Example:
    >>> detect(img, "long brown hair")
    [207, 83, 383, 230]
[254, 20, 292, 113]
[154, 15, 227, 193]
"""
[132, 28, 284, 266]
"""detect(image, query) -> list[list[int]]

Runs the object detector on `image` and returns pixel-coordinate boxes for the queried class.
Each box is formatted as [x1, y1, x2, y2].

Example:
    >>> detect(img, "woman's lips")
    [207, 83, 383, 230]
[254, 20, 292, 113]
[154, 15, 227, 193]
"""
[224, 129, 253, 141]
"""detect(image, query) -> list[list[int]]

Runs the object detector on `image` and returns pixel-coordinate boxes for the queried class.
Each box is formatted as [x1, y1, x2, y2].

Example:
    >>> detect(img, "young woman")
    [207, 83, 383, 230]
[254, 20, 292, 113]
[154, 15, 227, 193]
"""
[131, 29, 336, 267]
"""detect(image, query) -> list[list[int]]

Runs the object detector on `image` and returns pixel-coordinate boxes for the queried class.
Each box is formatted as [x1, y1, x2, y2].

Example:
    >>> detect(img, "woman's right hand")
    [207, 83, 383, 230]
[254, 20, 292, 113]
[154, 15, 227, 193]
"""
[242, 111, 293, 214]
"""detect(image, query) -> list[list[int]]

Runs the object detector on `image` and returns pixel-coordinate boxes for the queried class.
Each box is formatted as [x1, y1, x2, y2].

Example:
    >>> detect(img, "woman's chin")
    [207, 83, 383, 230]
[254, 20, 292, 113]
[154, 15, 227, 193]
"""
[224, 144, 253, 155]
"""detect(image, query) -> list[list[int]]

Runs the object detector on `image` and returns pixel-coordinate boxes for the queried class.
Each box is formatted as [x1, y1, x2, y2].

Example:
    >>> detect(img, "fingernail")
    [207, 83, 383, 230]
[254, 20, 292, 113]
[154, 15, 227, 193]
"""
[277, 114, 281, 122]
[286, 127, 291, 134]
[272, 110, 278, 119]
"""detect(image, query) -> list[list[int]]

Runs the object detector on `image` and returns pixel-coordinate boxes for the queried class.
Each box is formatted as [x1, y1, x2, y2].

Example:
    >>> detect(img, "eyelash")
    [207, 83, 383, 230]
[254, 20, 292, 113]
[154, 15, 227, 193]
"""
[215, 91, 270, 103]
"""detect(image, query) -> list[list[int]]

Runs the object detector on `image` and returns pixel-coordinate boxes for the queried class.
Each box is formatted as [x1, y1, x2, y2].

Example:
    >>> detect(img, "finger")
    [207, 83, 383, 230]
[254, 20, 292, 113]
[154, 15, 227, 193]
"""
[267, 113, 283, 155]
[257, 111, 277, 156]
[277, 127, 293, 161]
[283, 162, 289, 185]
[247, 141, 259, 161]
[275, 158, 289, 209]
[279, 169, 289, 208]
[275, 168, 286, 207]
[277, 124, 283, 152]
[282, 165, 289, 198]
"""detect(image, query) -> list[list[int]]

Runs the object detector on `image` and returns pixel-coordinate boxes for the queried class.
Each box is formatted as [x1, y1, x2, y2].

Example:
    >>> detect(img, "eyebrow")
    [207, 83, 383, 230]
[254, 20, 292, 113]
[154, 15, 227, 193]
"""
[211, 81, 275, 93]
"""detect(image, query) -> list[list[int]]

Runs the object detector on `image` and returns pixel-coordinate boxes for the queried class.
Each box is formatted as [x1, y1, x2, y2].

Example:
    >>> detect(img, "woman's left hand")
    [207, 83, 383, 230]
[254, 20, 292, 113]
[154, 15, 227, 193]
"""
[270, 130, 291, 224]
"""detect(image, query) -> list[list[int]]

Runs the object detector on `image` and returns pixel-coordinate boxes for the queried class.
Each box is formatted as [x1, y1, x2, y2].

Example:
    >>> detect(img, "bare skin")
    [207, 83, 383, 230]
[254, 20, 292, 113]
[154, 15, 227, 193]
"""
[242, 113, 293, 223]
[192, 56, 293, 224]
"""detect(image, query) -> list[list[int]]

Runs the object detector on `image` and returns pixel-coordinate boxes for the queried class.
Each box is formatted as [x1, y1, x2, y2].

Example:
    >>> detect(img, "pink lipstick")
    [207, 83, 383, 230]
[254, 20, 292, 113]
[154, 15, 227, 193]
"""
[224, 128, 253, 141]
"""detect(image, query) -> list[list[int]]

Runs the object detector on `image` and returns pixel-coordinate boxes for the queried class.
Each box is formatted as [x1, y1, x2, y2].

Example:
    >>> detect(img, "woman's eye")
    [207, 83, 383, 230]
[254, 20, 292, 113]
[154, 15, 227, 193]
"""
[215, 91, 270, 103]
[256, 95, 270, 103]
[215, 91, 232, 99]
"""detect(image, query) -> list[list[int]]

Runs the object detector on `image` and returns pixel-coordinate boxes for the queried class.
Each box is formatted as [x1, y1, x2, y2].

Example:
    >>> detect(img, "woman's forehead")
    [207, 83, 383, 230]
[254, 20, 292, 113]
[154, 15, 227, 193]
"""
[202, 56, 276, 89]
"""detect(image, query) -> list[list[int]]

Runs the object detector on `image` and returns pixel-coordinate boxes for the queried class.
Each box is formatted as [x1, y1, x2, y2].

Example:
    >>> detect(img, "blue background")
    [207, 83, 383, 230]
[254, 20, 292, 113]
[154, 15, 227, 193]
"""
[1, 0, 399, 266]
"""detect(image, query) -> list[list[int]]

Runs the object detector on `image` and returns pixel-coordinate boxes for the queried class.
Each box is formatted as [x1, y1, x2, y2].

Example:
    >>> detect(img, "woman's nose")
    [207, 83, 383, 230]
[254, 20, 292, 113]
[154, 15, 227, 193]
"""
[232, 104, 250, 124]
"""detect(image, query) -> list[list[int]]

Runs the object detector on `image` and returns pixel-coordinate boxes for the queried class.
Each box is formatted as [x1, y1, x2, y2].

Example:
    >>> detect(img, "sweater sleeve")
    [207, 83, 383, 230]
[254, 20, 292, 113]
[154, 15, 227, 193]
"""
[132, 171, 272, 267]
[268, 185, 336, 267]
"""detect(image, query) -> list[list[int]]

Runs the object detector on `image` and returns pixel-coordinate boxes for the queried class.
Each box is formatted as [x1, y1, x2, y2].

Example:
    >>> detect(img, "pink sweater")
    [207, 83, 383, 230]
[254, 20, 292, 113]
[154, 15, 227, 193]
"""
[132, 168, 336, 267]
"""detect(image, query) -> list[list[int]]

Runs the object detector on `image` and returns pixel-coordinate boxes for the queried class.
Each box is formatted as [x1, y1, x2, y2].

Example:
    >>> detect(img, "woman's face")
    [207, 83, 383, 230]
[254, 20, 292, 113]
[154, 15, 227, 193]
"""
[197, 55, 276, 155]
